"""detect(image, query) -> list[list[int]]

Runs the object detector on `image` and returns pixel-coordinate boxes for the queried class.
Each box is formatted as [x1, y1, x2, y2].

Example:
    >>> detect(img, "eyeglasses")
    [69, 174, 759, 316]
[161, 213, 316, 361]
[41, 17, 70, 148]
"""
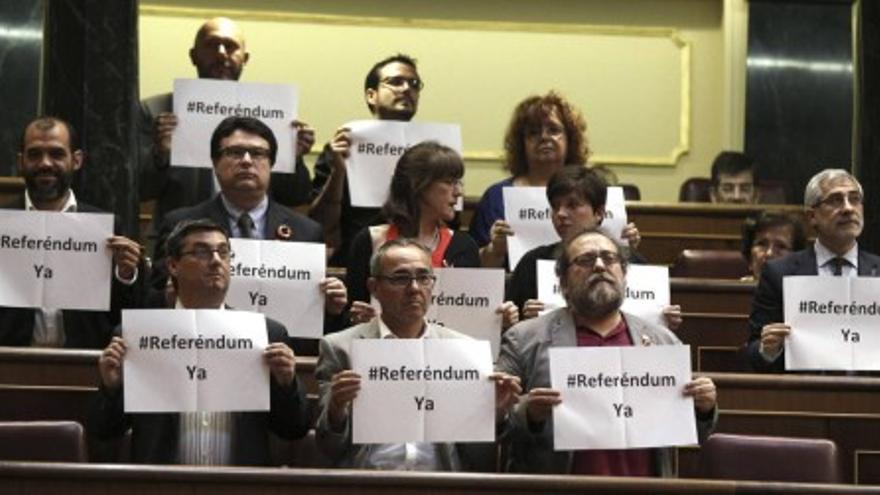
[179, 245, 232, 262]
[813, 191, 863, 209]
[440, 178, 464, 188]
[380, 76, 424, 91]
[570, 250, 622, 269]
[220, 146, 272, 162]
[376, 272, 437, 288]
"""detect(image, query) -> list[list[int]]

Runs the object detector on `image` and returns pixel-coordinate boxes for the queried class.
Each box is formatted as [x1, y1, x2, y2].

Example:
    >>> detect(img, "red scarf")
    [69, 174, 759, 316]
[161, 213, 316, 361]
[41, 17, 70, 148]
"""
[386, 224, 452, 268]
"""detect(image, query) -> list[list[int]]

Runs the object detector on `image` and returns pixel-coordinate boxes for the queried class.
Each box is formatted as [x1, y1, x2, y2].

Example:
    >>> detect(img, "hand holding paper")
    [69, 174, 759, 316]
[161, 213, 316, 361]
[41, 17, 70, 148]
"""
[264, 342, 296, 388]
[98, 336, 128, 391]
[328, 370, 362, 430]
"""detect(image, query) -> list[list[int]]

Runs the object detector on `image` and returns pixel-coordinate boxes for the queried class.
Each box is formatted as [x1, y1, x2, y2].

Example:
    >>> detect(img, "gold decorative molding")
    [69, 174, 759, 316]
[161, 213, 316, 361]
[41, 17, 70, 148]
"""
[141, 4, 692, 168]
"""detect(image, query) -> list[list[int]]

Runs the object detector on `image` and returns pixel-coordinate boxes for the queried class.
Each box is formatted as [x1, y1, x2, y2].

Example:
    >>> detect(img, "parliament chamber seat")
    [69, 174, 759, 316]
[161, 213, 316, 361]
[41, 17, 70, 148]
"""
[700, 433, 841, 483]
[0, 421, 87, 462]
[670, 249, 750, 279]
[679, 177, 712, 202]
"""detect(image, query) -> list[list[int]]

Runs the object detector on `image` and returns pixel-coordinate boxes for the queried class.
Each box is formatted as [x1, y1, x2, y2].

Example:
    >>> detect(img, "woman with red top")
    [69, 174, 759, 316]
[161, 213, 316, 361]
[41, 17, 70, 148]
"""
[347, 141, 517, 326]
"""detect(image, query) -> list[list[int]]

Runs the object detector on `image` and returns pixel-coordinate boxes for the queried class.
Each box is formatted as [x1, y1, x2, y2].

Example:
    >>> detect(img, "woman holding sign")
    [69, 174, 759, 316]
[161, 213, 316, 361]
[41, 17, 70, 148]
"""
[347, 141, 517, 326]
[470, 91, 641, 268]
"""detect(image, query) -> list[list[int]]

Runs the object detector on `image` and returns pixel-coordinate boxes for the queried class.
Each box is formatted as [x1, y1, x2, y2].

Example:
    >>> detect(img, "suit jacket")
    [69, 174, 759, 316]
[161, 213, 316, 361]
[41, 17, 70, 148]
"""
[139, 93, 314, 228]
[151, 194, 323, 290]
[495, 308, 717, 477]
[88, 306, 310, 465]
[0, 197, 139, 349]
[314, 319, 497, 471]
[746, 244, 880, 371]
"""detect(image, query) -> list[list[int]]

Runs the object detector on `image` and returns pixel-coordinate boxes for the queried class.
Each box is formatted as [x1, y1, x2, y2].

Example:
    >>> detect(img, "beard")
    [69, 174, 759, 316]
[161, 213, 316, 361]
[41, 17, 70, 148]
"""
[566, 272, 624, 320]
[24, 167, 73, 203]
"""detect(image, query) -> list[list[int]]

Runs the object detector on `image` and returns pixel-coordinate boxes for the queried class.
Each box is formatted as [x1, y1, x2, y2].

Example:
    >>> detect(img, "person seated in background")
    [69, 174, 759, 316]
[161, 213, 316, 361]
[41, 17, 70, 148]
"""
[90, 219, 310, 465]
[507, 167, 679, 325]
[746, 169, 880, 372]
[346, 141, 517, 328]
[740, 211, 806, 281]
[0, 116, 143, 349]
[140, 17, 315, 228]
[709, 151, 757, 204]
[496, 229, 716, 476]
[315, 239, 520, 470]
[309, 54, 424, 266]
[470, 91, 588, 268]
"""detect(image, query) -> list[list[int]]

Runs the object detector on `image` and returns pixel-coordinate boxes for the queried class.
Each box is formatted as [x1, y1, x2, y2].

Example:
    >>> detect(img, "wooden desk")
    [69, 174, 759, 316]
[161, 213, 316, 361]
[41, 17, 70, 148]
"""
[671, 278, 754, 315]
[2, 461, 876, 495]
[682, 373, 880, 484]
[628, 202, 808, 265]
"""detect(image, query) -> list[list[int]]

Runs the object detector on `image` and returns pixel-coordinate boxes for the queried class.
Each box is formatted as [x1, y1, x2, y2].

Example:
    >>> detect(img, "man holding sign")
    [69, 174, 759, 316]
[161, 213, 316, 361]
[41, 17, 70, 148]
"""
[315, 239, 521, 470]
[90, 219, 309, 465]
[747, 169, 880, 372]
[497, 230, 716, 476]
[140, 17, 316, 227]
[310, 54, 424, 265]
[152, 117, 347, 350]
[0, 116, 143, 348]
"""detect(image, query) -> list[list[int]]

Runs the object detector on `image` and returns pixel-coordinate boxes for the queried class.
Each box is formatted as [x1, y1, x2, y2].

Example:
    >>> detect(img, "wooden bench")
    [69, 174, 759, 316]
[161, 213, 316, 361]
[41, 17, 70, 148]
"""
[1, 461, 876, 494]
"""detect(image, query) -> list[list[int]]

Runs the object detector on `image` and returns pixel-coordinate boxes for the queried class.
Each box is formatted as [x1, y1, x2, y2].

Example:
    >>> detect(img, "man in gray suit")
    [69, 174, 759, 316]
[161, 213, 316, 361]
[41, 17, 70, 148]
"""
[314, 238, 521, 470]
[496, 229, 717, 476]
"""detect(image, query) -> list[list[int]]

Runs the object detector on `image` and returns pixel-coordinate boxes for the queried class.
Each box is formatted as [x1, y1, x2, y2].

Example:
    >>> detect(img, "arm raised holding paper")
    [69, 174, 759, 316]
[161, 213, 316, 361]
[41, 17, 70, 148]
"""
[497, 230, 716, 476]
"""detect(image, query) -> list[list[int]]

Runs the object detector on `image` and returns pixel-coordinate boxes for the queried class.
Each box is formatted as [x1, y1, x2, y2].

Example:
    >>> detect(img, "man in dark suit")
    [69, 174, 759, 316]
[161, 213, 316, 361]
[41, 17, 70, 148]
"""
[0, 116, 142, 349]
[140, 17, 315, 228]
[152, 116, 347, 348]
[747, 169, 880, 372]
[91, 219, 309, 465]
[309, 54, 423, 265]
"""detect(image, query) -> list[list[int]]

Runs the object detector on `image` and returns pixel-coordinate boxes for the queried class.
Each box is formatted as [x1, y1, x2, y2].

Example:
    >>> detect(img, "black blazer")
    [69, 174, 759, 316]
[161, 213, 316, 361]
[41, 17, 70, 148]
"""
[0, 197, 138, 349]
[88, 304, 310, 465]
[746, 244, 880, 371]
[151, 194, 323, 290]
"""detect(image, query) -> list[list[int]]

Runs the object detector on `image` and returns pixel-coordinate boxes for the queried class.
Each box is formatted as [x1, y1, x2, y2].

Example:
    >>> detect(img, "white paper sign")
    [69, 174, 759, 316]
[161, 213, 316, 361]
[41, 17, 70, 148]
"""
[549, 345, 696, 450]
[426, 268, 505, 358]
[620, 265, 670, 328]
[172, 79, 298, 173]
[122, 309, 270, 413]
[226, 239, 325, 338]
[351, 339, 494, 444]
[784, 276, 880, 370]
[536, 259, 566, 312]
[536, 262, 669, 327]
[598, 186, 628, 242]
[504, 187, 560, 269]
[345, 120, 462, 207]
[0, 210, 113, 310]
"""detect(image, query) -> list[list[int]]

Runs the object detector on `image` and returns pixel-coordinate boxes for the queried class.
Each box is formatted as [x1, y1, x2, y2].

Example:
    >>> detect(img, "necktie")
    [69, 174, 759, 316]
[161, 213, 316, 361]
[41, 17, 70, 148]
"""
[237, 213, 256, 239]
[829, 257, 847, 276]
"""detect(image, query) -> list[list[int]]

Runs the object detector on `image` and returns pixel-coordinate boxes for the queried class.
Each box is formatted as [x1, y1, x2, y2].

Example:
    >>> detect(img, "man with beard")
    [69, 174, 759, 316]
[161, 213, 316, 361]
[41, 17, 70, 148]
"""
[746, 169, 880, 371]
[309, 54, 423, 265]
[140, 17, 316, 227]
[0, 116, 143, 348]
[496, 230, 717, 476]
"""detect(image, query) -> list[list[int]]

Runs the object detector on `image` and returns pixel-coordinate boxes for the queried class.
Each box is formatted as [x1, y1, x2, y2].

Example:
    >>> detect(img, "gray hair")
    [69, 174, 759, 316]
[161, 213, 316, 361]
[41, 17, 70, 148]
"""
[369, 238, 433, 276]
[804, 169, 862, 207]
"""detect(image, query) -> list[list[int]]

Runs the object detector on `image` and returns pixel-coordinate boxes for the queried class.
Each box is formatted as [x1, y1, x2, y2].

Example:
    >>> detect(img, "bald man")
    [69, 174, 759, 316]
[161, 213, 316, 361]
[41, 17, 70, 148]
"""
[140, 17, 316, 228]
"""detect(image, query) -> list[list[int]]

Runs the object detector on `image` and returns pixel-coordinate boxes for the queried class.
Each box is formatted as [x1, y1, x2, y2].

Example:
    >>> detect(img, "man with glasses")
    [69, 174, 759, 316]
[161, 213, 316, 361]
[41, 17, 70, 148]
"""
[152, 116, 347, 349]
[496, 229, 717, 476]
[309, 54, 424, 266]
[91, 219, 310, 464]
[314, 239, 520, 470]
[746, 169, 880, 372]
[140, 17, 316, 228]
[709, 151, 757, 204]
